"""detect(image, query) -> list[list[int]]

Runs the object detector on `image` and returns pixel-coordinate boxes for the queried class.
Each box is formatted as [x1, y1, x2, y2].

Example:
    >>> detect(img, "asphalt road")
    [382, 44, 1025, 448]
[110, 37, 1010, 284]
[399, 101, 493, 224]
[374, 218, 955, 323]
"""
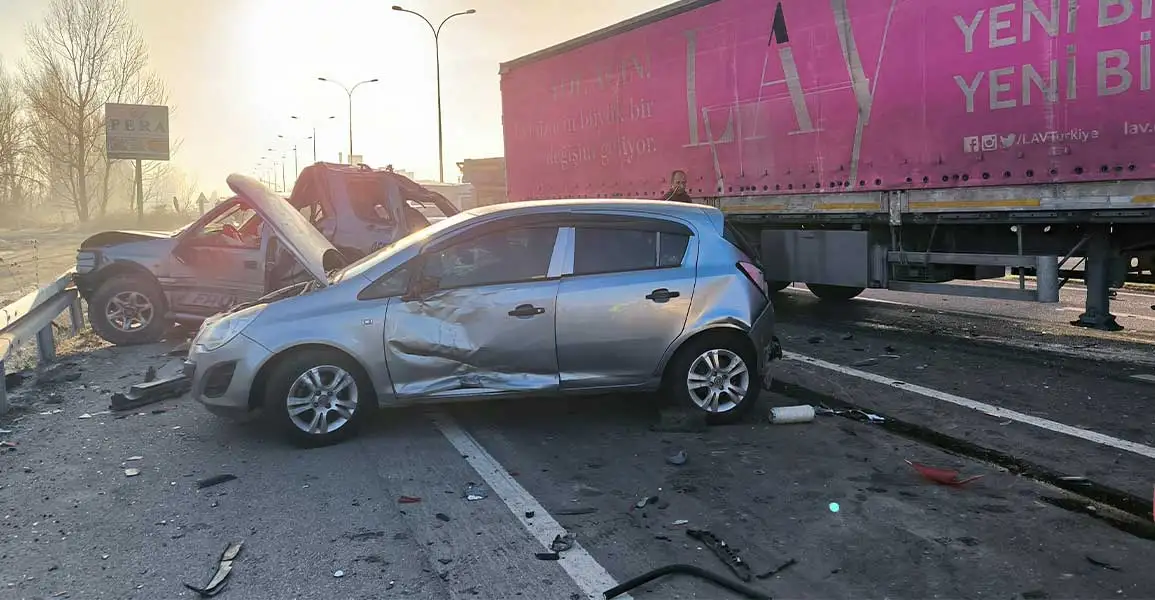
[2, 304, 1154, 600]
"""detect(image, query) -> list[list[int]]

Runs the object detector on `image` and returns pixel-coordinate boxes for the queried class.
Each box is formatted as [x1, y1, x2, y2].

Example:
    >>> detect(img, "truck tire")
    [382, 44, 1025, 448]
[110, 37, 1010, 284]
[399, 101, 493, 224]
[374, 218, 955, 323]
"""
[805, 283, 864, 301]
[664, 333, 759, 425]
[768, 280, 791, 293]
[89, 274, 169, 346]
[264, 348, 375, 447]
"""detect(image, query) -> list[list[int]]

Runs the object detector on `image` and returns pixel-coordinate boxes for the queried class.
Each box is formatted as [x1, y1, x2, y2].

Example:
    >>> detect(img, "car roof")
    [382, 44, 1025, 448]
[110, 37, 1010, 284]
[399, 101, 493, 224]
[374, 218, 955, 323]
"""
[463, 198, 720, 221]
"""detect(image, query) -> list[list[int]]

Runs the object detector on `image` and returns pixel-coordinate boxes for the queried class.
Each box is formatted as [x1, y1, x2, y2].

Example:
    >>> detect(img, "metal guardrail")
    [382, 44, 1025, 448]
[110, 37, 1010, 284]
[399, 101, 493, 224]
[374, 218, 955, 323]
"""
[0, 270, 83, 414]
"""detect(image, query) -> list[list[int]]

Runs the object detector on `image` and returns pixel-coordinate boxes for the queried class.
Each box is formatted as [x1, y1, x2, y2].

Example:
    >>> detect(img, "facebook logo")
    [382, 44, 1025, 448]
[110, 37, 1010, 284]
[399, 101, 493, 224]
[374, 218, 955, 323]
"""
[963, 136, 980, 153]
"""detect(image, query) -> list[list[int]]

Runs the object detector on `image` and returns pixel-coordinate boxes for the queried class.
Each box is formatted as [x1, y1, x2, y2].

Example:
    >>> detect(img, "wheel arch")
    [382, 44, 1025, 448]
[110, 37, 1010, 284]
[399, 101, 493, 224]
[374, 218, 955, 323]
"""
[81, 261, 161, 300]
[658, 325, 758, 388]
[247, 342, 380, 411]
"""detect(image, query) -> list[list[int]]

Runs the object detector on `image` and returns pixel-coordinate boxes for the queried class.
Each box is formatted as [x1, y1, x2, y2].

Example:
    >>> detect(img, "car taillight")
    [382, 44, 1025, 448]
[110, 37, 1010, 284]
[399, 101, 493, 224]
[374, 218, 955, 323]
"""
[737, 261, 768, 297]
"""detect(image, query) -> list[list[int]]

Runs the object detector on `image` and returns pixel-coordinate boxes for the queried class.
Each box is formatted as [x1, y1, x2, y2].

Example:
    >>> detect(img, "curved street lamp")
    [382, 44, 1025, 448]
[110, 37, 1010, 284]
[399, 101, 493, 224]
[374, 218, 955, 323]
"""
[392, 5, 476, 183]
[289, 115, 336, 162]
[317, 78, 378, 163]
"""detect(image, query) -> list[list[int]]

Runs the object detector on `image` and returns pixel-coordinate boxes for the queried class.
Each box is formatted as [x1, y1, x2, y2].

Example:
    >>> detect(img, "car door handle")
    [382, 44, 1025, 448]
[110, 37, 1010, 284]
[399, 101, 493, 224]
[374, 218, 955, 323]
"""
[508, 304, 546, 318]
[244, 260, 259, 270]
[645, 288, 681, 303]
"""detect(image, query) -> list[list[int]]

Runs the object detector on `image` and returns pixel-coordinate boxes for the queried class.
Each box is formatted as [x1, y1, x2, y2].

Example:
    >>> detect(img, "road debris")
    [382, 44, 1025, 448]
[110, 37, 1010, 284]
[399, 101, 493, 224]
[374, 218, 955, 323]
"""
[524, 511, 535, 519]
[768, 405, 815, 424]
[672, 519, 689, 526]
[125, 456, 143, 462]
[687, 529, 752, 582]
[550, 533, 575, 553]
[124, 468, 140, 477]
[635, 495, 660, 510]
[755, 558, 798, 579]
[109, 374, 190, 412]
[666, 450, 688, 466]
[463, 483, 488, 501]
[851, 358, 879, 367]
[183, 541, 242, 598]
[144, 366, 157, 382]
[815, 406, 885, 423]
[397, 496, 422, 504]
[332, 570, 345, 578]
[435, 513, 451, 522]
[0, 427, 12, 434]
[605, 564, 770, 600]
[196, 474, 238, 490]
[1086, 555, 1121, 571]
[905, 460, 985, 486]
[534, 552, 560, 561]
[554, 507, 597, 516]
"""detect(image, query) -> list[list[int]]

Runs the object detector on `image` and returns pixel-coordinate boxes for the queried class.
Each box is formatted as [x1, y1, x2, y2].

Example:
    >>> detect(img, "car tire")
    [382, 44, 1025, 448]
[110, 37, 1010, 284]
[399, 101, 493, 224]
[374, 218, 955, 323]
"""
[89, 274, 168, 346]
[805, 283, 864, 301]
[768, 280, 791, 293]
[264, 348, 374, 447]
[664, 334, 759, 424]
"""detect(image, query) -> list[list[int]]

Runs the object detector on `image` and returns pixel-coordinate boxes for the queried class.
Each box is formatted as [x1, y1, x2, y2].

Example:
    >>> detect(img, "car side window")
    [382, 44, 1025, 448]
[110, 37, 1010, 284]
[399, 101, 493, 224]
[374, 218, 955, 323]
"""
[573, 227, 691, 275]
[347, 178, 395, 225]
[364, 264, 413, 299]
[421, 227, 559, 290]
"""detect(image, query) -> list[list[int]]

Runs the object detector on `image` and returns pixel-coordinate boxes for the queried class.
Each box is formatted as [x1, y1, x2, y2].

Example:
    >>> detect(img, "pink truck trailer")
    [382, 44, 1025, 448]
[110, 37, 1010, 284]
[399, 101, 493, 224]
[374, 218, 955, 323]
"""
[499, 0, 1155, 330]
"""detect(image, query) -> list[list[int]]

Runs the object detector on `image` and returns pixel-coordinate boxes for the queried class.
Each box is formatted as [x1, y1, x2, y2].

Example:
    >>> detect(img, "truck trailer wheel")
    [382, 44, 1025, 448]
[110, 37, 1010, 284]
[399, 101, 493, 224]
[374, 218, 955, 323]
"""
[805, 283, 864, 301]
[89, 274, 169, 345]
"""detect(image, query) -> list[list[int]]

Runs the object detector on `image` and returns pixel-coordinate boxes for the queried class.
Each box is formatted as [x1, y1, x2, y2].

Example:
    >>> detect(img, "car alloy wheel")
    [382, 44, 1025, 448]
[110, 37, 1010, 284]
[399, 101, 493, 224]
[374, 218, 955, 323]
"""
[685, 348, 750, 414]
[105, 290, 155, 333]
[284, 365, 359, 435]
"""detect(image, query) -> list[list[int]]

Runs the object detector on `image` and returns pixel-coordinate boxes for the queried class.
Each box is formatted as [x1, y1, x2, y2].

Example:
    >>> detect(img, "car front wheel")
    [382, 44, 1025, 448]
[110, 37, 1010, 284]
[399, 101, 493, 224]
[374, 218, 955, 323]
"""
[265, 349, 373, 447]
[89, 274, 168, 345]
[666, 335, 759, 424]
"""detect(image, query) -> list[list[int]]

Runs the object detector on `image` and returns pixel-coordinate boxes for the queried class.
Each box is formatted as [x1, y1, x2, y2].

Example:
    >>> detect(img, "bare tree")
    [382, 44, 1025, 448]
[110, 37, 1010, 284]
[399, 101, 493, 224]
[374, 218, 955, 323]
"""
[0, 58, 41, 224]
[21, 0, 167, 222]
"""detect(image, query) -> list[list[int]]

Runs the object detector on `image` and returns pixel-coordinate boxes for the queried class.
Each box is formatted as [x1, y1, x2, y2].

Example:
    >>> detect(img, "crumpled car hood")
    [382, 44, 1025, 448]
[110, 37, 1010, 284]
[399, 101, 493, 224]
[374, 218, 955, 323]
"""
[80, 229, 175, 249]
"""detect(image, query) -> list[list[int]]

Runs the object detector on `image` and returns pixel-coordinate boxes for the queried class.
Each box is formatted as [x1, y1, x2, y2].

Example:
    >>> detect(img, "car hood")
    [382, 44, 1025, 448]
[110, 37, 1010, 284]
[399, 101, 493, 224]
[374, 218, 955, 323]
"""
[226, 173, 345, 286]
[80, 229, 174, 248]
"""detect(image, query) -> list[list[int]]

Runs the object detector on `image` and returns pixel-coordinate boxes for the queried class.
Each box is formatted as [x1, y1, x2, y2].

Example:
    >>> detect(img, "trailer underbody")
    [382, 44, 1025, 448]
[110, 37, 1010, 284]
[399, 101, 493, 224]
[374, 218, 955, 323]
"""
[719, 181, 1155, 332]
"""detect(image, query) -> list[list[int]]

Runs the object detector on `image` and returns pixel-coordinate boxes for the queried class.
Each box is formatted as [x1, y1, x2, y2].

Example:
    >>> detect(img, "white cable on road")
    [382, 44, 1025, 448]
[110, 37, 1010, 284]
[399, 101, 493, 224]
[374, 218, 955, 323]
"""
[431, 412, 630, 600]
[783, 351, 1155, 460]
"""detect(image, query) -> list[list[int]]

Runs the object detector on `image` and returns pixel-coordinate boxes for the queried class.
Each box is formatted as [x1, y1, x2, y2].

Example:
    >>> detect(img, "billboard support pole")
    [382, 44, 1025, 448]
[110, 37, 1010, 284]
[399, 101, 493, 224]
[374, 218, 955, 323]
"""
[134, 159, 144, 226]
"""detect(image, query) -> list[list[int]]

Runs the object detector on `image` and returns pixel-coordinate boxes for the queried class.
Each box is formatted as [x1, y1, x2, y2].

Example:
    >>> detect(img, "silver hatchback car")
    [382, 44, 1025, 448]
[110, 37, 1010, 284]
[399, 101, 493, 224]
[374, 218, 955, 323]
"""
[187, 175, 781, 445]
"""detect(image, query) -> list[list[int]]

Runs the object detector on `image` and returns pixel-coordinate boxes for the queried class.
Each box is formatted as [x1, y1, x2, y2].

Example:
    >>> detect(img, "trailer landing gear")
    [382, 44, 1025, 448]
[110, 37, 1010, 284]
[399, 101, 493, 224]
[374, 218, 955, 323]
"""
[1072, 228, 1123, 332]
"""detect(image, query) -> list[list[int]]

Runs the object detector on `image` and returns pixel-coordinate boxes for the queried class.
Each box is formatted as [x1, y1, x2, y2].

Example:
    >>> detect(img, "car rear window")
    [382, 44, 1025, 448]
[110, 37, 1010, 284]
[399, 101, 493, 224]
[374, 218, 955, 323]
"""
[574, 228, 690, 275]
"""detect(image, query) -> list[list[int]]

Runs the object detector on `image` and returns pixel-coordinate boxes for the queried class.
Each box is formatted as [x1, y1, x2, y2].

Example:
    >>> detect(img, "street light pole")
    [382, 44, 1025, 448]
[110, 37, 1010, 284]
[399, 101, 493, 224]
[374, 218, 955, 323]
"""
[291, 115, 336, 163]
[393, 5, 476, 183]
[317, 77, 379, 162]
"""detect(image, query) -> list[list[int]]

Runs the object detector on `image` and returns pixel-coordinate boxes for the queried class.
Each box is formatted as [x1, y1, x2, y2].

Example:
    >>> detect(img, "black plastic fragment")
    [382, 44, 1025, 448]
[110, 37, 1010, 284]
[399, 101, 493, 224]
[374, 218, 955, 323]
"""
[196, 474, 237, 490]
[109, 374, 190, 412]
[535, 552, 559, 561]
[686, 529, 752, 582]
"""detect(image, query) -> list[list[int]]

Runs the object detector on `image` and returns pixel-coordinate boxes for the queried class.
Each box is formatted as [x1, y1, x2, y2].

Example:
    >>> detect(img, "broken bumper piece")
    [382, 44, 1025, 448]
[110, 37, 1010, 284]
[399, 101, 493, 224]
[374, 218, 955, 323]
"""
[109, 374, 191, 412]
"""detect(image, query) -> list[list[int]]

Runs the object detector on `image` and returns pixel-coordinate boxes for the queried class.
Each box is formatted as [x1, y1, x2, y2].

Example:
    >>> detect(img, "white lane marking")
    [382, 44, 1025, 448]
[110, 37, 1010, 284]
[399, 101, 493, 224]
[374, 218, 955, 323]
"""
[1055, 306, 1155, 322]
[1131, 374, 1155, 383]
[783, 351, 1155, 460]
[431, 412, 629, 600]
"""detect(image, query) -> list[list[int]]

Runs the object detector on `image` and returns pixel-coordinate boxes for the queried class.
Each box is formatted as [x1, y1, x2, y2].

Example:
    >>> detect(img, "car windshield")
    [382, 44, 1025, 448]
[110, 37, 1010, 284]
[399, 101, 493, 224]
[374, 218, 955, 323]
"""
[333, 207, 484, 282]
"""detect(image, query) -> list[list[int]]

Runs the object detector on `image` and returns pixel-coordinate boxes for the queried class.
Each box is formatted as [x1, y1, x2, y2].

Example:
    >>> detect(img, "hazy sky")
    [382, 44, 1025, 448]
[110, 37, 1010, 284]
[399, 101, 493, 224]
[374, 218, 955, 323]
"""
[0, 0, 668, 195]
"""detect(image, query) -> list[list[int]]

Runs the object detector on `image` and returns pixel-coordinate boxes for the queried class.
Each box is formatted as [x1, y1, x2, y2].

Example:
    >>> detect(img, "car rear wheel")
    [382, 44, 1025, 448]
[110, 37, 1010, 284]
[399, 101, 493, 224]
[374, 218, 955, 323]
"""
[265, 349, 373, 447]
[805, 283, 864, 301]
[665, 335, 759, 424]
[89, 274, 168, 346]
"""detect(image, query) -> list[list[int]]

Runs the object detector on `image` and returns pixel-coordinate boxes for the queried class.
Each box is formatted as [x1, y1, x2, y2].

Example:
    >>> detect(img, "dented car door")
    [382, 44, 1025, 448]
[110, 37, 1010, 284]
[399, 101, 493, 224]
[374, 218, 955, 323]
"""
[382, 226, 564, 398]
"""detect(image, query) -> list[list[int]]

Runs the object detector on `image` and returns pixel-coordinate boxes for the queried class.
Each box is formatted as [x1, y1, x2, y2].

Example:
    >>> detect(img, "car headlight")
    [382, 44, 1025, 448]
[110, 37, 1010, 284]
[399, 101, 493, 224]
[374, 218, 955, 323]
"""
[193, 304, 265, 352]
